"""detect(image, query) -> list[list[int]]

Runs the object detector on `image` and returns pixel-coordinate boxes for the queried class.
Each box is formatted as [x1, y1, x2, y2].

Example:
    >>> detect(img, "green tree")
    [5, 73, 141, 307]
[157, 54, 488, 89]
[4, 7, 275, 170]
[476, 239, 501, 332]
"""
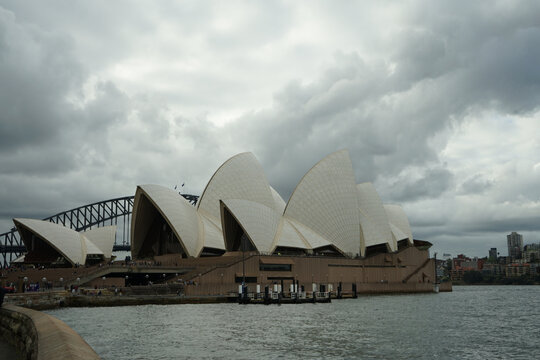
[462, 271, 483, 284]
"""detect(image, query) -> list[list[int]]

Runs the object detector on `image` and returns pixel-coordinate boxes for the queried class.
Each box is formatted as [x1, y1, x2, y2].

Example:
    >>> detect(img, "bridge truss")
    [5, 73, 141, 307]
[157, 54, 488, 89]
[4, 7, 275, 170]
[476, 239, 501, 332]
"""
[0, 194, 199, 268]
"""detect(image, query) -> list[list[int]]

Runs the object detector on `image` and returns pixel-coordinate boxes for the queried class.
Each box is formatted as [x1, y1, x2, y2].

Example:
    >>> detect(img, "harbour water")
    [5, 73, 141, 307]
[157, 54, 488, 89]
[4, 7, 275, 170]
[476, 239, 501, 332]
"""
[46, 286, 540, 359]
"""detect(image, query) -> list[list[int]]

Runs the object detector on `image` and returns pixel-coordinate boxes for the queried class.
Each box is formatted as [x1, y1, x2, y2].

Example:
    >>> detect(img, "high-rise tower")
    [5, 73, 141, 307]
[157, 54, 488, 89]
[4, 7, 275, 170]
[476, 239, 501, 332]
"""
[507, 232, 523, 260]
[489, 247, 498, 261]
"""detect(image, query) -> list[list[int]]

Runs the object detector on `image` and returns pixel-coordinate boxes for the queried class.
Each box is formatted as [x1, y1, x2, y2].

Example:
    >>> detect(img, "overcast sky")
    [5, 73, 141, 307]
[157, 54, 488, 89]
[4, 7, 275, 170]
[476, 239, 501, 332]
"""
[1, 1, 539, 258]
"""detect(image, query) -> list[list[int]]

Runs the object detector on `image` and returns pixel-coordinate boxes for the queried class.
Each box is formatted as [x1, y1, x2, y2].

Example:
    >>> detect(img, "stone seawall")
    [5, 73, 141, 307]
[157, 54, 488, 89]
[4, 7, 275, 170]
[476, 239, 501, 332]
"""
[0, 304, 36, 359]
[5, 283, 448, 311]
[5, 291, 237, 310]
[0, 304, 100, 360]
[5, 291, 69, 311]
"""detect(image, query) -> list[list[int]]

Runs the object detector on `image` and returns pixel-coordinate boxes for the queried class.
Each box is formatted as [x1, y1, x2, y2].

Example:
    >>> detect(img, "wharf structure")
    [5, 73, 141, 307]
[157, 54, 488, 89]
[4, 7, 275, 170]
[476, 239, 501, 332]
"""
[2, 150, 441, 298]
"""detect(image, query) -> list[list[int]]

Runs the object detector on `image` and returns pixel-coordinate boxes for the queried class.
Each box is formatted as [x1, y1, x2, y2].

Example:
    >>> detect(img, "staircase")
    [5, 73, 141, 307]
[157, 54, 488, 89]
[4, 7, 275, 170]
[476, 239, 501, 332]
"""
[181, 254, 249, 281]
[402, 258, 431, 283]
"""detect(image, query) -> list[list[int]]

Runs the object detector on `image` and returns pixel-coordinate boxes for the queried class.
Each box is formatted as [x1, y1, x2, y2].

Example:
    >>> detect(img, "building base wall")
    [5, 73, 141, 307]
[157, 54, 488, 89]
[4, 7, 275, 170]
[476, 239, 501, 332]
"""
[183, 245, 439, 296]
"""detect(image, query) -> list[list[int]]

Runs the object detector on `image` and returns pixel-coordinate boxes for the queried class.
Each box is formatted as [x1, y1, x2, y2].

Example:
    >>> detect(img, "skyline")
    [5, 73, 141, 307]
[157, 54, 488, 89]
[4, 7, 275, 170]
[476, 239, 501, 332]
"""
[1, 1, 540, 257]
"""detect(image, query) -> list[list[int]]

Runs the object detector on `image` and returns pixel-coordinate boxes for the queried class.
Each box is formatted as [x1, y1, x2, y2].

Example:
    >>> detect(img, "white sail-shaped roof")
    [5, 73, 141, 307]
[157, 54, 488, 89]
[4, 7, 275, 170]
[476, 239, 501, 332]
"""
[132, 184, 200, 257]
[13, 218, 86, 266]
[384, 204, 414, 245]
[82, 236, 104, 256]
[197, 153, 276, 222]
[221, 199, 280, 253]
[357, 183, 396, 251]
[82, 226, 116, 258]
[286, 218, 332, 250]
[358, 210, 381, 251]
[389, 222, 409, 245]
[272, 218, 310, 250]
[284, 150, 361, 256]
[199, 213, 226, 253]
[128, 150, 415, 260]
[270, 186, 286, 215]
[11, 254, 26, 263]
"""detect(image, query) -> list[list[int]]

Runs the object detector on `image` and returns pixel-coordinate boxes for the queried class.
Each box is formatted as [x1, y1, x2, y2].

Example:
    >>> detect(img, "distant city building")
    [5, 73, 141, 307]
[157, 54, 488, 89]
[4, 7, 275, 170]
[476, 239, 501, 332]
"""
[452, 254, 470, 270]
[523, 243, 540, 263]
[482, 263, 504, 277]
[450, 255, 484, 281]
[507, 232, 523, 259]
[489, 247, 498, 261]
[449, 249, 539, 281]
[531, 263, 540, 275]
[506, 263, 530, 277]
[461, 259, 482, 269]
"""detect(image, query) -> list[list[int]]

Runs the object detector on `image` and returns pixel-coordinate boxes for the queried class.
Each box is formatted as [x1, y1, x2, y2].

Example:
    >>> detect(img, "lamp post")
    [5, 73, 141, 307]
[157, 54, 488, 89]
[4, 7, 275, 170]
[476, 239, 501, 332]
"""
[42, 277, 47, 292]
[145, 274, 149, 285]
[125, 275, 129, 287]
[59, 277, 64, 290]
[23, 277, 28, 293]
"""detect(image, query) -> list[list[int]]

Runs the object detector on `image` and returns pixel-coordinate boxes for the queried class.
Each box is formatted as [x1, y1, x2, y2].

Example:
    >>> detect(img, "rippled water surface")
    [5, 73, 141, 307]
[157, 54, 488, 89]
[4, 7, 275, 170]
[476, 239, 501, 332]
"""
[46, 286, 540, 359]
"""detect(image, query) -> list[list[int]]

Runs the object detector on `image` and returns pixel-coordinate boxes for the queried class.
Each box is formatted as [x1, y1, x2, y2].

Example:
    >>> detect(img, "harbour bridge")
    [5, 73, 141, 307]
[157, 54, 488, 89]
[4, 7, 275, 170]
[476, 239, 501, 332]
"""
[0, 194, 199, 268]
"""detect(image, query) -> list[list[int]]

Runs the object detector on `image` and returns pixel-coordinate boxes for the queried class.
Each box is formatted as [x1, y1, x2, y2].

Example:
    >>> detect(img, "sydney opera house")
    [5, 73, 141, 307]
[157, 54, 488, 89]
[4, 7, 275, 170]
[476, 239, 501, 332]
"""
[129, 150, 436, 295]
[4, 150, 438, 296]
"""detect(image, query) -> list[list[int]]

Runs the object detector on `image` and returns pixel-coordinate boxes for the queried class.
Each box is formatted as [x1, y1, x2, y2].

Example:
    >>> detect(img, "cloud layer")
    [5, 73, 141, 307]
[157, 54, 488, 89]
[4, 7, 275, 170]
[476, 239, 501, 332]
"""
[1, 1, 540, 257]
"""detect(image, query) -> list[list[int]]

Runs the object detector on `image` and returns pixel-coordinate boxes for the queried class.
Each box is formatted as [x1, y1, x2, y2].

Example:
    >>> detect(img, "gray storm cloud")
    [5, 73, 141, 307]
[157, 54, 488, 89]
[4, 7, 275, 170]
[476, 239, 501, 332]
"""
[1, 1, 539, 257]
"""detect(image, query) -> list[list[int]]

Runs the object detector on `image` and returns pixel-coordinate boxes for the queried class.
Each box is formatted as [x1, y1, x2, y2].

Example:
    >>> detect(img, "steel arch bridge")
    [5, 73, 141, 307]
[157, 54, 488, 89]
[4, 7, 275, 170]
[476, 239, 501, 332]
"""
[0, 194, 199, 268]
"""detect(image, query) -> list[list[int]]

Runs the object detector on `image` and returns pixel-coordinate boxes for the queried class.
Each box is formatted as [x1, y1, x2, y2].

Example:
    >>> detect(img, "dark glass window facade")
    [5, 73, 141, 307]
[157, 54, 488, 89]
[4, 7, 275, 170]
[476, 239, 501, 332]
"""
[259, 263, 292, 271]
